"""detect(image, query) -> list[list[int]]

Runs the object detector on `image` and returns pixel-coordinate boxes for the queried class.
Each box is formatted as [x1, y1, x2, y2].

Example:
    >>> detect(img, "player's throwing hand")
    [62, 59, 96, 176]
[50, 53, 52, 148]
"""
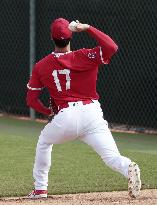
[68, 20, 90, 32]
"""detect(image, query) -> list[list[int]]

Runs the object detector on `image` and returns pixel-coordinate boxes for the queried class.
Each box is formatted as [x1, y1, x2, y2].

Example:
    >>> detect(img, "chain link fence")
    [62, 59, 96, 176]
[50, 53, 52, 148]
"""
[0, 0, 156, 128]
[0, 0, 29, 115]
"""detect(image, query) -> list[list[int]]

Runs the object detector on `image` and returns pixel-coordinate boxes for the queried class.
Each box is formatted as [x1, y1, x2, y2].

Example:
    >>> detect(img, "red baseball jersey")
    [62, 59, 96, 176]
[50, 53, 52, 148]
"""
[27, 26, 118, 115]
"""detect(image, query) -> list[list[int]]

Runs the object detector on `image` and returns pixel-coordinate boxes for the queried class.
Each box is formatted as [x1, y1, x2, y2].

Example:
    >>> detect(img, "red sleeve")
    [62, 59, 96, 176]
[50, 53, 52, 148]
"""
[87, 26, 118, 64]
[27, 64, 43, 90]
[26, 65, 51, 115]
[26, 90, 51, 115]
[80, 46, 107, 65]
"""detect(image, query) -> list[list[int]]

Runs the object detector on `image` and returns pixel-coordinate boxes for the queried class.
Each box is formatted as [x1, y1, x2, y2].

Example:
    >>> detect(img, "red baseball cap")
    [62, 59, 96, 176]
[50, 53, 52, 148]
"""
[50, 18, 72, 40]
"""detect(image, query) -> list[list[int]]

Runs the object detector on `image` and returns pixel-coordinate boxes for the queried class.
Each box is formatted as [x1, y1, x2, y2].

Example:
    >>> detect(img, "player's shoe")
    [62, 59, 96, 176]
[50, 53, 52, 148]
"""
[28, 189, 47, 199]
[128, 162, 141, 198]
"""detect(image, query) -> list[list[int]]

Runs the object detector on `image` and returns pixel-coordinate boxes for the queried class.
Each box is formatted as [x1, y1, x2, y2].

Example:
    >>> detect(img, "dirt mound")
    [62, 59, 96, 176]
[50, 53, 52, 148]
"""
[0, 189, 157, 205]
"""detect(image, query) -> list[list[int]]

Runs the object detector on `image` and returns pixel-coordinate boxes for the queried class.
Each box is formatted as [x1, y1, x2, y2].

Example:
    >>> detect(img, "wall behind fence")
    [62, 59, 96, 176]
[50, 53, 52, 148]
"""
[0, 0, 156, 128]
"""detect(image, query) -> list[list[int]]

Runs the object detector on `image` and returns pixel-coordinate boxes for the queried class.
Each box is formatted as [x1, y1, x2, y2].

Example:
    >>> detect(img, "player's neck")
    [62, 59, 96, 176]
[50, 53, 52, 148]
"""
[54, 44, 71, 53]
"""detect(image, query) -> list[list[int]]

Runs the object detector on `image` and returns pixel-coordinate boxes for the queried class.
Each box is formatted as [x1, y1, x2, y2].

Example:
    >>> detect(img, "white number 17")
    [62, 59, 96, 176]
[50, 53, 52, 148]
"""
[52, 69, 71, 92]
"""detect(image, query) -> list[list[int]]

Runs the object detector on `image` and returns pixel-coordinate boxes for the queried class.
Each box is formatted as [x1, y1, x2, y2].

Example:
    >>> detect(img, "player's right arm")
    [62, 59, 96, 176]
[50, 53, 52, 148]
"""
[87, 26, 118, 64]
[69, 21, 118, 64]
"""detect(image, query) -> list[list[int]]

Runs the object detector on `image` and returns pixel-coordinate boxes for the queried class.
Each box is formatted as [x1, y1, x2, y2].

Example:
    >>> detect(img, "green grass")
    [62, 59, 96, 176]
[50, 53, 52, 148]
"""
[0, 116, 157, 197]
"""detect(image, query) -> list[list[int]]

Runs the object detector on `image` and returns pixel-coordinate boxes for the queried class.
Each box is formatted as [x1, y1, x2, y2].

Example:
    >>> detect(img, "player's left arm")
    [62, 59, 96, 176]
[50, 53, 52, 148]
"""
[26, 65, 52, 116]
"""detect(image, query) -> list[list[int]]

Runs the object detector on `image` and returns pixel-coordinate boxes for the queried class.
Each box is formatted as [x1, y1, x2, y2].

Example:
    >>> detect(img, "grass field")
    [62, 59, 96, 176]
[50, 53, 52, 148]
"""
[0, 116, 157, 197]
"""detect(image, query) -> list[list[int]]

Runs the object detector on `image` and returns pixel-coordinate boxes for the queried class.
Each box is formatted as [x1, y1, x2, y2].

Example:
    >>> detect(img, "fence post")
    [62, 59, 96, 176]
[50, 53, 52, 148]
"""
[29, 0, 36, 120]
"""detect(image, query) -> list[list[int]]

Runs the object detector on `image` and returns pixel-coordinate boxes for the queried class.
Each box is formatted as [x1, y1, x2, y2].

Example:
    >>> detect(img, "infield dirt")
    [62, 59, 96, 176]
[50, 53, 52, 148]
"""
[0, 189, 157, 205]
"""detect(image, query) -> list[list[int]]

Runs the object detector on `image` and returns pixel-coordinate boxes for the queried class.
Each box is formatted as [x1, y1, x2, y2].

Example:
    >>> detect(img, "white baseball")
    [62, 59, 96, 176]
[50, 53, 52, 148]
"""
[68, 21, 78, 32]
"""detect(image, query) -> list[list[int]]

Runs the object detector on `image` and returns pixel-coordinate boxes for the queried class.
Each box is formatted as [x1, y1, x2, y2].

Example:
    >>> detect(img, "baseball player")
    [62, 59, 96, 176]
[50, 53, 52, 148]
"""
[26, 18, 141, 199]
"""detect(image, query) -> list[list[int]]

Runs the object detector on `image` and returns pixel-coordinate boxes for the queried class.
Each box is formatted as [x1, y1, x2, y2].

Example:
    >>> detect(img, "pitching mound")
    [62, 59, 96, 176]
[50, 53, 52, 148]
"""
[0, 189, 157, 205]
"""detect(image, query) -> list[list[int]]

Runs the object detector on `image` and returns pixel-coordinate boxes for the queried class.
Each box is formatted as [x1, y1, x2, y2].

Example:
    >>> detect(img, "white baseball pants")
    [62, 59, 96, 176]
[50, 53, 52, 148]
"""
[33, 100, 131, 190]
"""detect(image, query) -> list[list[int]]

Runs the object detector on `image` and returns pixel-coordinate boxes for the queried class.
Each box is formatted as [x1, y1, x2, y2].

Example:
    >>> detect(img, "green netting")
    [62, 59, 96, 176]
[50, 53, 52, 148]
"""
[0, 0, 156, 128]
